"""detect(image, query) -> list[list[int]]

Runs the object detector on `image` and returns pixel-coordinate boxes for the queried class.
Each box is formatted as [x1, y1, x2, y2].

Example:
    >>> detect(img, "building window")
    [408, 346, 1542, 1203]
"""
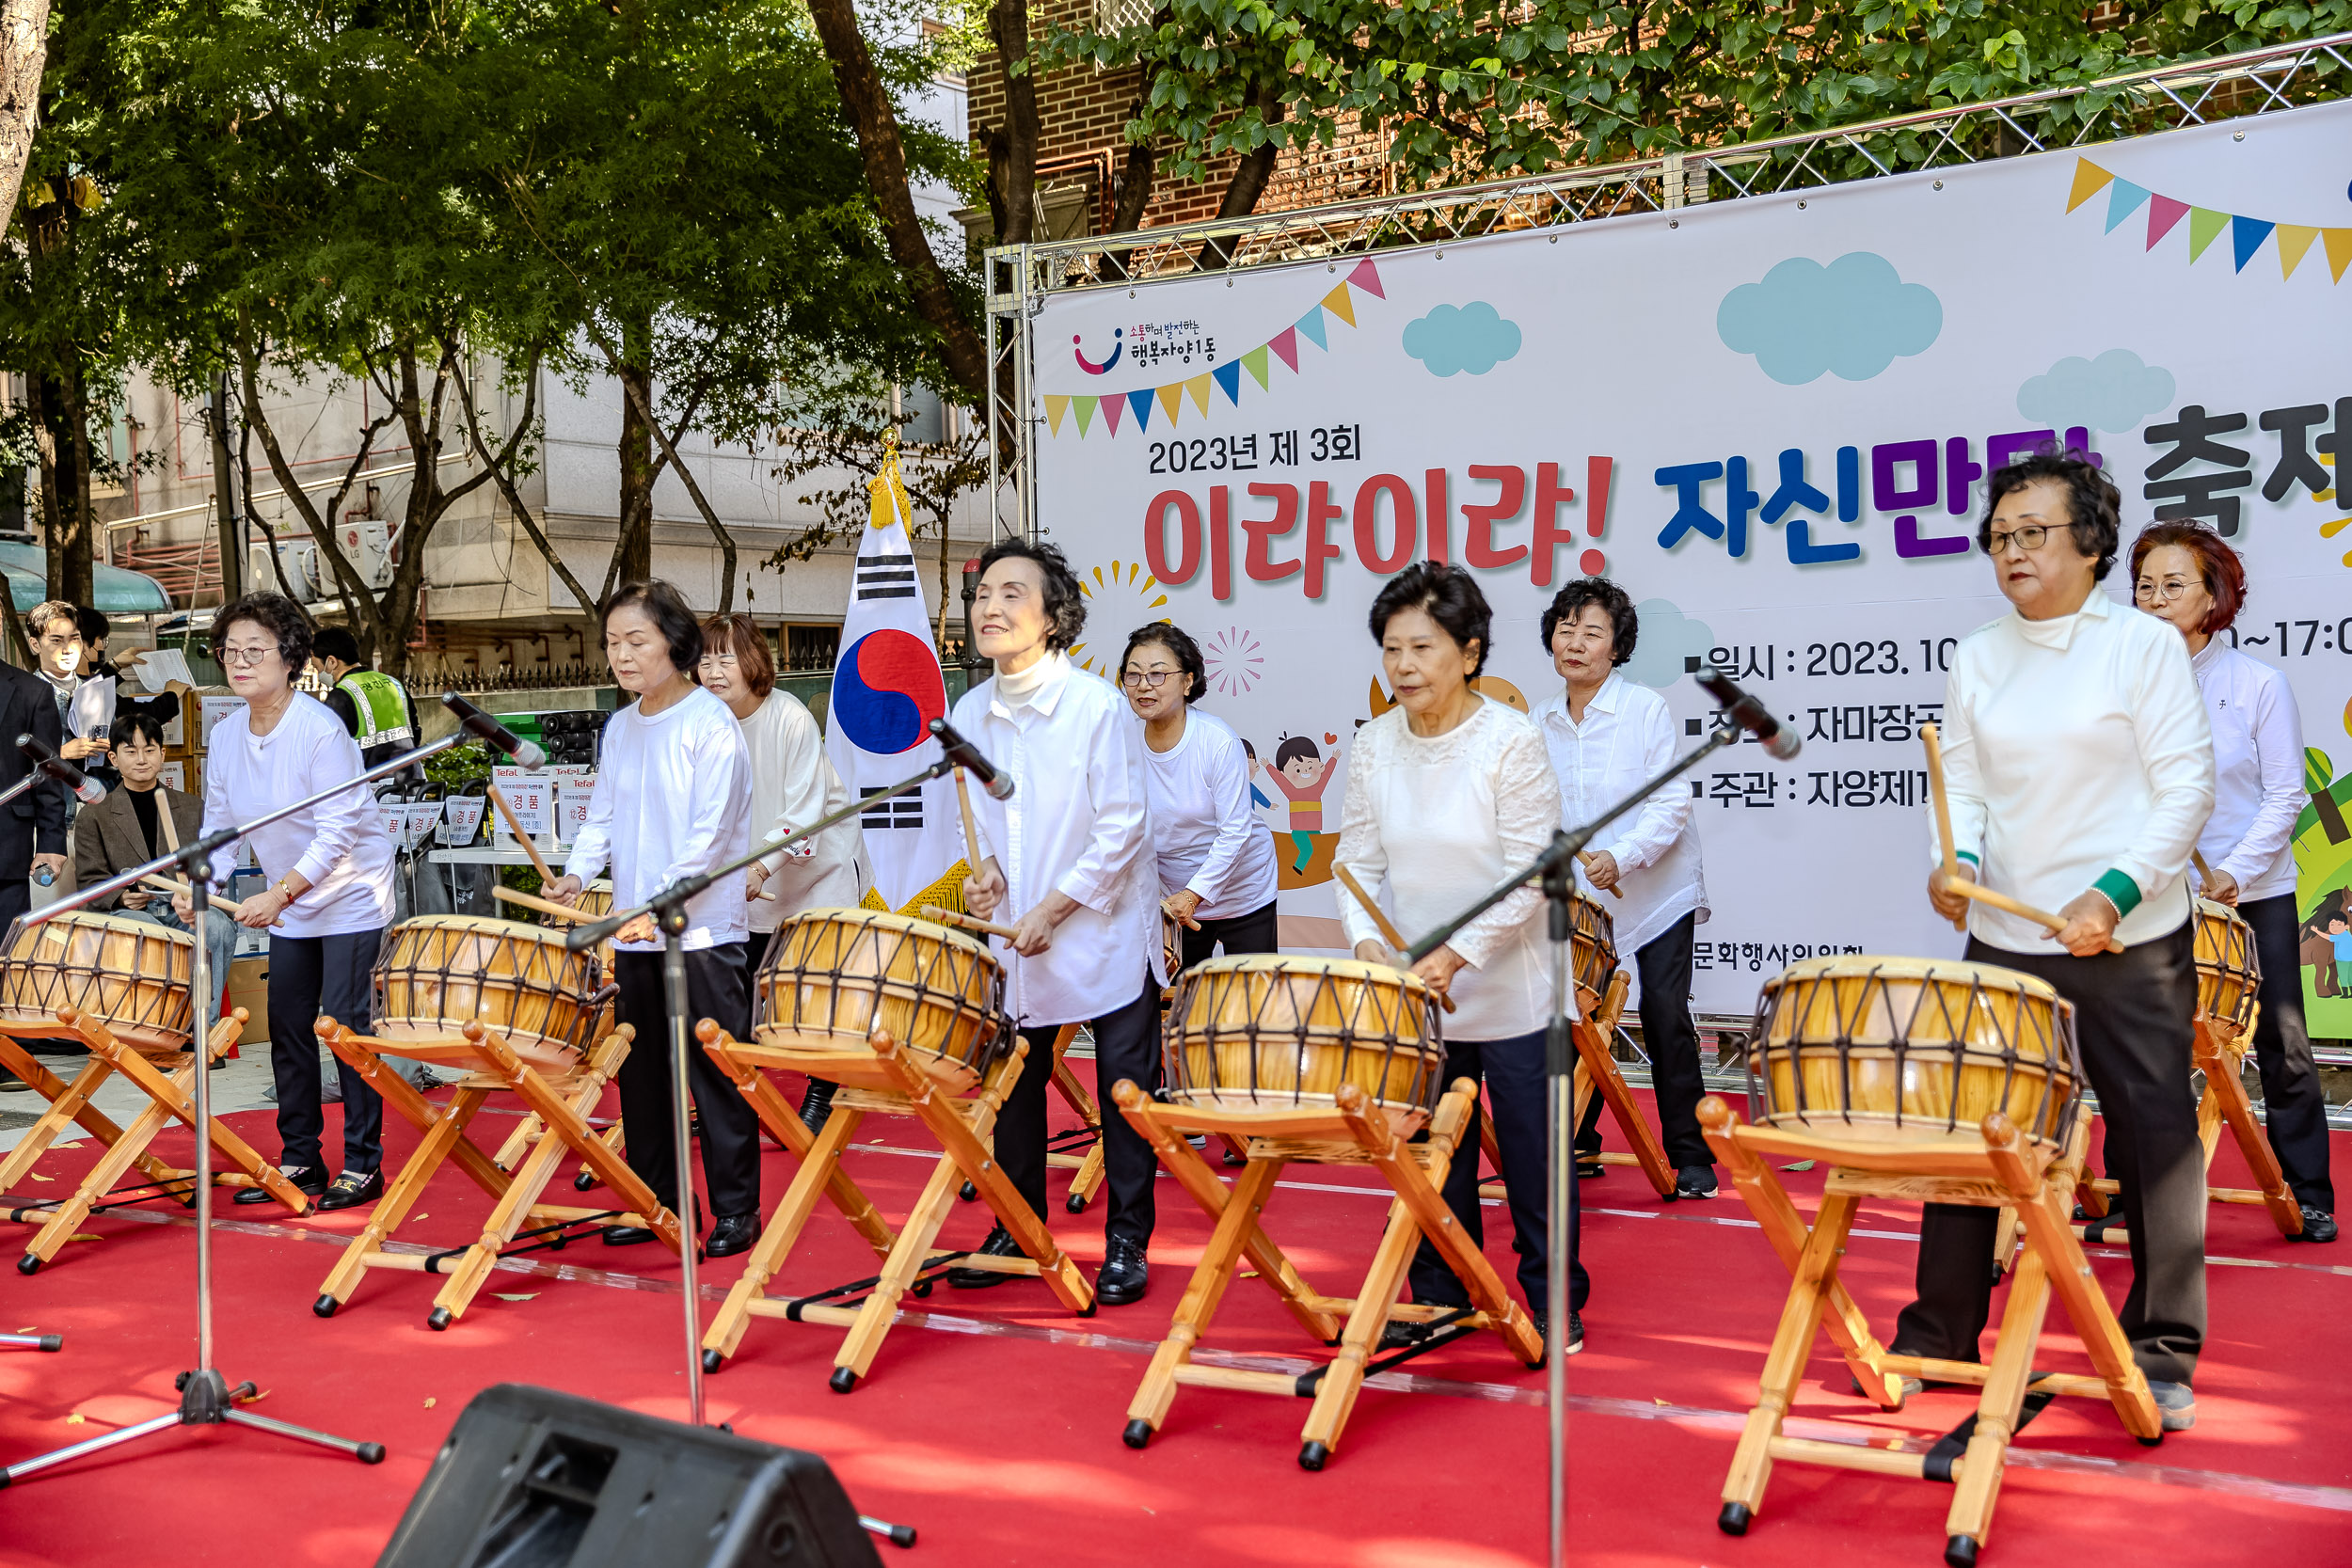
[784, 624, 841, 673]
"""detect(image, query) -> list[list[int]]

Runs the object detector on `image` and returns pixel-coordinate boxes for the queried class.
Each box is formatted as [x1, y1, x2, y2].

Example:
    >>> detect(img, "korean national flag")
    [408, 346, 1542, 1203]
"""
[822, 452, 967, 912]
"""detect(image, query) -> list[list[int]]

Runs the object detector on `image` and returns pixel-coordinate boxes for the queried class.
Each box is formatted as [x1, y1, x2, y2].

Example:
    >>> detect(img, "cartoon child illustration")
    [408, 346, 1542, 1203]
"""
[2329, 913, 2352, 996]
[1266, 733, 1338, 874]
[1242, 737, 1275, 816]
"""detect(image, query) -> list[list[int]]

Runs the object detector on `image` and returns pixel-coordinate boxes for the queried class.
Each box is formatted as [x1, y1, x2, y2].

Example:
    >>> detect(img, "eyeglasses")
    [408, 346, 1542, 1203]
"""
[1986, 524, 2060, 554]
[2133, 578, 2193, 603]
[219, 645, 278, 666]
[1121, 670, 1177, 689]
[697, 655, 740, 671]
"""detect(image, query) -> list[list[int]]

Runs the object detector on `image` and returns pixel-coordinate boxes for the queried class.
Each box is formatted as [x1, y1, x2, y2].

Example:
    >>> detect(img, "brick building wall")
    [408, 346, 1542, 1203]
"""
[965, 0, 1390, 241]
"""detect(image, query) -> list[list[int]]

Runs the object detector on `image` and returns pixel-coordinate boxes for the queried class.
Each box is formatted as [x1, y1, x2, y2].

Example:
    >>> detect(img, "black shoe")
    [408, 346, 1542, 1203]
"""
[2295, 1207, 2338, 1243]
[798, 1079, 837, 1135]
[946, 1225, 1025, 1288]
[707, 1212, 761, 1257]
[236, 1164, 328, 1205]
[316, 1168, 383, 1211]
[1095, 1237, 1149, 1305]
[1379, 1318, 1440, 1352]
[1676, 1163, 1719, 1200]
[1575, 1155, 1604, 1180]
[1564, 1311, 1583, 1355]
[601, 1224, 659, 1246]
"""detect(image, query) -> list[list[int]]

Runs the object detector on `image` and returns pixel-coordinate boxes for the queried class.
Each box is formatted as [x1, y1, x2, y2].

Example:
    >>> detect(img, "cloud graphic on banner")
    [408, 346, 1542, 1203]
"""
[1622, 600, 1715, 690]
[2013, 349, 2176, 434]
[1401, 302, 1523, 377]
[1716, 253, 1943, 385]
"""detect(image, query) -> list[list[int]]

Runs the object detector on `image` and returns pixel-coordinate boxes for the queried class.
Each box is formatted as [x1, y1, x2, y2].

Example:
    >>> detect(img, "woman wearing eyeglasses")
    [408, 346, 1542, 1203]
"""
[2130, 523, 2334, 1244]
[192, 593, 398, 1213]
[699, 613, 870, 1131]
[1120, 624, 1279, 965]
[1901, 452, 2215, 1432]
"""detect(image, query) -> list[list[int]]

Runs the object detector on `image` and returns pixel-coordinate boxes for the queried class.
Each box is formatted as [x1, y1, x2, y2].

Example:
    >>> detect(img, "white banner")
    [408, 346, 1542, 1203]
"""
[1033, 102, 2352, 1019]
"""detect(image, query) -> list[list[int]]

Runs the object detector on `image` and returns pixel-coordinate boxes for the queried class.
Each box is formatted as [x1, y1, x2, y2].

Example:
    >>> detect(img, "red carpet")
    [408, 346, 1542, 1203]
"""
[2, 1078, 2346, 1567]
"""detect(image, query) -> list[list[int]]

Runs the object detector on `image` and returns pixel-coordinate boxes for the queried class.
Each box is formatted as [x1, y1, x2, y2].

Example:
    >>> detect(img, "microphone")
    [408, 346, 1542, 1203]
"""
[441, 692, 548, 770]
[1694, 669, 1802, 761]
[19, 735, 107, 805]
[928, 718, 1014, 800]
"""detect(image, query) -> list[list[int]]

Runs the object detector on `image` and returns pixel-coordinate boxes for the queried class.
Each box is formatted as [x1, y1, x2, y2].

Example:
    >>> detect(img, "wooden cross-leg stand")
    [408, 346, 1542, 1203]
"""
[1700, 1097, 2161, 1566]
[3, 1009, 308, 1274]
[1117, 1078, 1544, 1470]
[698, 1023, 1095, 1391]
[311, 1020, 679, 1327]
[2077, 1014, 2300, 1242]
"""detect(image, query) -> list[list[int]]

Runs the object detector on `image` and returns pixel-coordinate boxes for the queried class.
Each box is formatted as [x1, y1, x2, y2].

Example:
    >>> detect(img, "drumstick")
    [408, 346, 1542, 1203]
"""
[142, 874, 279, 928]
[1919, 723, 1967, 934]
[1577, 850, 1624, 900]
[493, 884, 598, 924]
[1944, 879, 2125, 956]
[921, 904, 1018, 941]
[2191, 847, 2219, 892]
[1332, 864, 1456, 1014]
[486, 784, 556, 886]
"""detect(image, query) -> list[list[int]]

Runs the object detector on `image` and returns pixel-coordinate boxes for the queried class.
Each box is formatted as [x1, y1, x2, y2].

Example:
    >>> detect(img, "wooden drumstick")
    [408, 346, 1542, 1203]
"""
[1920, 723, 1967, 934]
[142, 874, 279, 928]
[1944, 879, 2125, 955]
[2190, 847, 2222, 895]
[1332, 863, 1456, 1014]
[493, 884, 598, 924]
[1577, 850, 1624, 900]
[486, 784, 557, 886]
[954, 768, 984, 870]
[1160, 896, 1202, 932]
[921, 903, 1018, 941]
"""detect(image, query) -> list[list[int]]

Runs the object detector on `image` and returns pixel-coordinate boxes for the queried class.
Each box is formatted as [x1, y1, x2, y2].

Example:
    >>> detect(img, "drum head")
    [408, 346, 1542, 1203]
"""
[1167, 956, 1444, 1124]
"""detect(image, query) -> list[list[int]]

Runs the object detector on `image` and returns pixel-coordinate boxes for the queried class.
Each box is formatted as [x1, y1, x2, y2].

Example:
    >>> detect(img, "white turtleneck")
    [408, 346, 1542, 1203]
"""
[992, 650, 1055, 710]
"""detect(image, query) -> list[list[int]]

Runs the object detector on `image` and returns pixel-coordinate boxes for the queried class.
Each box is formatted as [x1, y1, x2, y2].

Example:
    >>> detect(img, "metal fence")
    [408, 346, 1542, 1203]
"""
[985, 31, 2352, 532]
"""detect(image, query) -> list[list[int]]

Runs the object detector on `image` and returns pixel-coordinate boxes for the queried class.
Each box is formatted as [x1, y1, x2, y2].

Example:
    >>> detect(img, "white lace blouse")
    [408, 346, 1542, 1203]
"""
[1334, 699, 1565, 1041]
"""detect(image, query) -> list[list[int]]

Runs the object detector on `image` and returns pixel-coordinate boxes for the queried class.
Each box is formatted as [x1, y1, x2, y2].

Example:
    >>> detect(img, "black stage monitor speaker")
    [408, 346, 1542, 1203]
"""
[375, 1383, 882, 1568]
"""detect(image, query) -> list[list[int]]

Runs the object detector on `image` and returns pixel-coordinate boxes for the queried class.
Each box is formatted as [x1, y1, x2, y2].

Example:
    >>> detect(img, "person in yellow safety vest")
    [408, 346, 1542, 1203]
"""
[311, 627, 422, 779]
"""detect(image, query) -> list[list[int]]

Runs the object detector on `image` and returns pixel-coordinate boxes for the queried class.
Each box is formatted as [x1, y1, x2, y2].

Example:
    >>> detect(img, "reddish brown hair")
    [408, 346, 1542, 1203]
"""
[2129, 522, 2246, 635]
[698, 612, 776, 699]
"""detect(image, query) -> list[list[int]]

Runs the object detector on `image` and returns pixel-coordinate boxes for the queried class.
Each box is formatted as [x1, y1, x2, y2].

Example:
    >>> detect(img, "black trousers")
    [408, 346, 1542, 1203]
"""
[1894, 926, 2205, 1384]
[731, 928, 779, 1030]
[1634, 911, 1713, 1169]
[612, 945, 760, 1219]
[269, 928, 386, 1173]
[2241, 893, 2334, 1212]
[1178, 896, 1280, 968]
[999, 974, 1161, 1249]
[0, 877, 26, 933]
[1409, 1027, 1584, 1314]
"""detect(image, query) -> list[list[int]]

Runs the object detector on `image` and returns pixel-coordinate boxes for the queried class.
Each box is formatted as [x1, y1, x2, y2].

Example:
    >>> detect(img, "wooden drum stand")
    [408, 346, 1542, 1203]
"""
[697, 1022, 1095, 1391]
[2, 1008, 309, 1270]
[1480, 966, 1673, 1201]
[311, 1018, 681, 1327]
[1700, 1096, 2161, 1565]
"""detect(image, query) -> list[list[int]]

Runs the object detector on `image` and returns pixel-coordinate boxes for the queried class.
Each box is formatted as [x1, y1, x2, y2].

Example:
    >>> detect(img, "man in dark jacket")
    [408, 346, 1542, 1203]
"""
[0, 646, 70, 1092]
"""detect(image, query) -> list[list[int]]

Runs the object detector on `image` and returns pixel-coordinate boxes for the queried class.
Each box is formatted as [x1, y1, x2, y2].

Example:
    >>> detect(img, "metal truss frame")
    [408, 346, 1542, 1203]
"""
[985, 30, 2350, 535]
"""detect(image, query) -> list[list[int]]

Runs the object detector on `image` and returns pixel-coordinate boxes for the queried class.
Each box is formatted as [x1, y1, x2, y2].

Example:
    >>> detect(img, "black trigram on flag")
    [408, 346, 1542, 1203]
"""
[855, 553, 918, 601]
[860, 786, 923, 830]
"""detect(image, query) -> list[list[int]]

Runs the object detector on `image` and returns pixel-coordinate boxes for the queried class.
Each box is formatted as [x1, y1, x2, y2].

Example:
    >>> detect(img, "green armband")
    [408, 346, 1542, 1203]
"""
[2091, 868, 2141, 919]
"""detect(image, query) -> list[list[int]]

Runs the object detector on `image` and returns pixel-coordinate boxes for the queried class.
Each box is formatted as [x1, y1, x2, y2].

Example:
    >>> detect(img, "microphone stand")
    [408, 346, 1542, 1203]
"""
[1404, 712, 1747, 1568]
[564, 751, 968, 1428]
[3, 725, 484, 1487]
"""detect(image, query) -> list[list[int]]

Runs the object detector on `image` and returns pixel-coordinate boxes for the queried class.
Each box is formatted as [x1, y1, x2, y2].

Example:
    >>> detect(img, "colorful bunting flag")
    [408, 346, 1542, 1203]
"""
[1295, 308, 1328, 351]
[1184, 373, 1214, 416]
[1074, 395, 1097, 436]
[1242, 344, 1271, 388]
[1211, 362, 1243, 404]
[1044, 394, 1069, 436]
[1268, 328, 1299, 372]
[1320, 284, 1357, 326]
[1155, 383, 1184, 425]
[1126, 388, 1153, 431]
[2068, 156, 2348, 284]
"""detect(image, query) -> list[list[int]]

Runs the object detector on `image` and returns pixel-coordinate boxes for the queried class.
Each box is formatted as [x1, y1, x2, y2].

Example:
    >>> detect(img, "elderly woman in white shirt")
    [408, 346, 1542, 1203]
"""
[192, 594, 397, 1213]
[951, 539, 1164, 1307]
[548, 582, 759, 1258]
[1906, 453, 2214, 1432]
[1119, 622, 1280, 965]
[2131, 523, 2334, 1244]
[1335, 562, 1578, 1353]
[1534, 578, 1714, 1200]
[698, 614, 870, 1132]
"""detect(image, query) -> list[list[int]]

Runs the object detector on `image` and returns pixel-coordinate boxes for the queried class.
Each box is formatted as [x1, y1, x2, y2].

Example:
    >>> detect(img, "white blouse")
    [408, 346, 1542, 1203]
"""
[1933, 590, 2214, 953]
[1142, 708, 1279, 921]
[564, 686, 753, 953]
[201, 694, 394, 939]
[950, 652, 1162, 1025]
[1534, 674, 1708, 958]
[1334, 699, 1565, 1041]
[2188, 637, 2302, 903]
[738, 689, 867, 932]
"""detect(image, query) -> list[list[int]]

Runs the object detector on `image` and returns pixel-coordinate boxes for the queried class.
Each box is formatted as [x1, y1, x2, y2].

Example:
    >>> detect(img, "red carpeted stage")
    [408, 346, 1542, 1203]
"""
[1, 1080, 2345, 1566]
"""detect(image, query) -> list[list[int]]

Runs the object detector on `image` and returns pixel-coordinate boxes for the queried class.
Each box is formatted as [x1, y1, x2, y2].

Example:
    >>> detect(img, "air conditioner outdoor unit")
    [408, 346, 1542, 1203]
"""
[274, 539, 321, 604]
[338, 518, 393, 591]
